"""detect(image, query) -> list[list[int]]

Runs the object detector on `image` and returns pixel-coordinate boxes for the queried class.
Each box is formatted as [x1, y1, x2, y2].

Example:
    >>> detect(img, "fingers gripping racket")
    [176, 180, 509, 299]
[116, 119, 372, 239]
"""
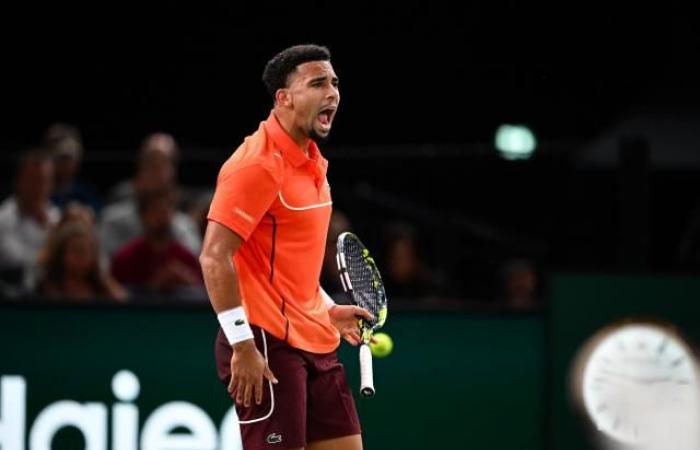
[336, 232, 388, 398]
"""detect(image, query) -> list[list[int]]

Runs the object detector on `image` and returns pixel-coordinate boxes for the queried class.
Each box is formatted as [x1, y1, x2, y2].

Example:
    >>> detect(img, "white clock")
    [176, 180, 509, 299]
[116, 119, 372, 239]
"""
[570, 319, 700, 448]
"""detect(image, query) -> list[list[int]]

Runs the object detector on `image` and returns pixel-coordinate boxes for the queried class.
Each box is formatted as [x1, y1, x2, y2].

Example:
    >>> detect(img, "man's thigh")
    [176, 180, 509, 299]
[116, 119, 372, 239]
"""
[216, 326, 309, 450]
[305, 350, 362, 445]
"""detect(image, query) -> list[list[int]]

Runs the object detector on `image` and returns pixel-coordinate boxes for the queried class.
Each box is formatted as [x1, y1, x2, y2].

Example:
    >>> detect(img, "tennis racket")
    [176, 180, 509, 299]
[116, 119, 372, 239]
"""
[336, 232, 388, 398]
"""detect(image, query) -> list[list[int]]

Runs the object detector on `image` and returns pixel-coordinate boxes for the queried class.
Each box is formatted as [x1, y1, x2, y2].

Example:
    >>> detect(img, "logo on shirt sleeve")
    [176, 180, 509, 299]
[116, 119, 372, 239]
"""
[234, 207, 254, 223]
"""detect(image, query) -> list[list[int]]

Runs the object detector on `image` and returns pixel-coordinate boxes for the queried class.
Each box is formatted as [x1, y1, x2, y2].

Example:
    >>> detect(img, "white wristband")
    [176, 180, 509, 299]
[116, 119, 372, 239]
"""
[217, 307, 254, 345]
[320, 288, 336, 310]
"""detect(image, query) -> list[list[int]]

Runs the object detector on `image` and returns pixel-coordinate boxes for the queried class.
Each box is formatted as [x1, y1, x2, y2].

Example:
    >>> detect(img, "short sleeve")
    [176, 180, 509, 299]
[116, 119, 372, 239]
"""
[207, 162, 282, 240]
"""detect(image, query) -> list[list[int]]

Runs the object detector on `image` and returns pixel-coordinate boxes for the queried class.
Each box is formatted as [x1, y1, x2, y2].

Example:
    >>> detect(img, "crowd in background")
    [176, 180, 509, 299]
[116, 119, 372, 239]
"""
[0, 123, 542, 310]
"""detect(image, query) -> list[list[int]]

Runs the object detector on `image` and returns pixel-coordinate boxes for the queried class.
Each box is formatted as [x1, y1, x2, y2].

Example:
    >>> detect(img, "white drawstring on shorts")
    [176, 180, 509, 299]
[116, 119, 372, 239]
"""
[237, 329, 275, 424]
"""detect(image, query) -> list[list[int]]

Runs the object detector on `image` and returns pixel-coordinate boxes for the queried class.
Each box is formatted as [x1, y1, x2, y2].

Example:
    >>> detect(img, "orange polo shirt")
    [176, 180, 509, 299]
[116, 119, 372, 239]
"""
[207, 112, 338, 354]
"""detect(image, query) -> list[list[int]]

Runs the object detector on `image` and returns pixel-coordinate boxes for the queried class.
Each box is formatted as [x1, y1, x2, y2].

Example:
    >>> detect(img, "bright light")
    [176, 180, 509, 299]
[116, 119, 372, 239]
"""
[494, 124, 537, 160]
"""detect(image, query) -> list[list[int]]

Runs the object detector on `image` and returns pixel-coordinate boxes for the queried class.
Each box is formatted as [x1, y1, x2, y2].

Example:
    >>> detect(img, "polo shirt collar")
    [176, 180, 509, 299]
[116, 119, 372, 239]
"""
[264, 112, 328, 178]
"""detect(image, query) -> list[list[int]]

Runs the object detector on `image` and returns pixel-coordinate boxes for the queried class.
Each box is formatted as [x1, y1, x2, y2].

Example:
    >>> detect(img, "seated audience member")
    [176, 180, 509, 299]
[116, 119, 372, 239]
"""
[43, 123, 102, 213]
[107, 132, 179, 204]
[0, 150, 60, 290]
[382, 222, 445, 300]
[32, 202, 99, 289]
[110, 188, 203, 297]
[39, 202, 97, 261]
[37, 221, 126, 301]
[99, 132, 201, 259]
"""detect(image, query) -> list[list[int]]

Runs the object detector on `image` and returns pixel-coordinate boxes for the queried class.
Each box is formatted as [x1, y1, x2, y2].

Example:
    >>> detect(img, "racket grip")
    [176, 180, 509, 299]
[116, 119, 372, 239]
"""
[359, 344, 375, 398]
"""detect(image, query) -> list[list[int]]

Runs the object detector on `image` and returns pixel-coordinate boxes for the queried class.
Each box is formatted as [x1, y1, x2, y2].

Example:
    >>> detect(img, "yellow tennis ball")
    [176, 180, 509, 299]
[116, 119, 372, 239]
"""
[369, 333, 393, 358]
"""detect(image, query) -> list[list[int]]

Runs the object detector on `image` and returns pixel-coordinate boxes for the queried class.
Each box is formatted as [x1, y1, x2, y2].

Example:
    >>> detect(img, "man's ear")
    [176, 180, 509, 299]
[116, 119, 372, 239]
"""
[276, 88, 292, 107]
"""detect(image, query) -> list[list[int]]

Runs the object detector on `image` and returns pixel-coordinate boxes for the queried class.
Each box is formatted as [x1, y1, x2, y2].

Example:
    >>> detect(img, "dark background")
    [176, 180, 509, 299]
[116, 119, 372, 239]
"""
[3, 3, 699, 148]
[2, 2, 700, 298]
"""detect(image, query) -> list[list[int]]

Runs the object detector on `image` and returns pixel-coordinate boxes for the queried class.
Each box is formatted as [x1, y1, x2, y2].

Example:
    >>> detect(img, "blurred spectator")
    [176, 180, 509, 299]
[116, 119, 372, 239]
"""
[381, 222, 445, 299]
[110, 188, 204, 298]
[31, 202, 99, 290]
[43, 123, 102, 213]
[321, 210, 352, 303]
[185, 189, 214, 240]
[48, 201, 96, 235]
[499, 258, 541, 310]
[0, 149, 60, 290]
[99, 132, 201, 259]
[107, 132, 179, 204]
[37, 221, 126, 301]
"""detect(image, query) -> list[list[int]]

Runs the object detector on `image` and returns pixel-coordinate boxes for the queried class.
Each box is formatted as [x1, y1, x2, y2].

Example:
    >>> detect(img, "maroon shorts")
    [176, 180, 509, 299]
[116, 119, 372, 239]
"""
[215, 326, 361, 449]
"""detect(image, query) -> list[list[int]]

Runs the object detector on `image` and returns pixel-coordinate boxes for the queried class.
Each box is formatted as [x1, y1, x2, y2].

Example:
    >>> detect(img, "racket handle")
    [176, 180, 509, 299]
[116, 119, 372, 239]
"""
[359, 343, 375, 398]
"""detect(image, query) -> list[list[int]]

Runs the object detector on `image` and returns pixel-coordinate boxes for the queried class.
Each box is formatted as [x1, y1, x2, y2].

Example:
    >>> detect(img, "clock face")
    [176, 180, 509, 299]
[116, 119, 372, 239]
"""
[581, 323, 699, 446]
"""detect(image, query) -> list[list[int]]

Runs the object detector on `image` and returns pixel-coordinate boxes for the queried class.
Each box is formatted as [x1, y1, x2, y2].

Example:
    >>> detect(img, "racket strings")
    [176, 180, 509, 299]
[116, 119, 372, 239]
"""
[342, 239, 385, 326]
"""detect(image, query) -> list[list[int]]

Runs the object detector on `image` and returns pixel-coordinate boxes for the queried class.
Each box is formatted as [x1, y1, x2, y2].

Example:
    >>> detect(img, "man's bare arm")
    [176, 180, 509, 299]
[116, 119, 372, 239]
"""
[199, 220, 244, 313]
[199, 220, 277, 406]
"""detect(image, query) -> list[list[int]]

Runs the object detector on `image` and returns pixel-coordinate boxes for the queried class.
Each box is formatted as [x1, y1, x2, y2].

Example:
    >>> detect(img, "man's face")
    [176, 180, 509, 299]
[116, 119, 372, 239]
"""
[17, 160, 53, 205]
[138, 153, 175, 191]
[142, 198, 173, 237]
[54, 155, 79, 184]
[285, 60, 340, 141]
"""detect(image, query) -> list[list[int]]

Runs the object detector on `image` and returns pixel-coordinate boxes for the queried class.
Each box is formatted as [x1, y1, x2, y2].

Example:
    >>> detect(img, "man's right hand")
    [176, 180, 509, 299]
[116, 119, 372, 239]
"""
[228, 339, 278, 407]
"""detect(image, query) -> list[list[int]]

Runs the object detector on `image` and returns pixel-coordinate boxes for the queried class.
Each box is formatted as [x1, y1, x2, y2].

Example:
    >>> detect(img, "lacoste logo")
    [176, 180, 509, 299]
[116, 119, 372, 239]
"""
[266, 433, 283, 444]
[234, 319, 245, 326]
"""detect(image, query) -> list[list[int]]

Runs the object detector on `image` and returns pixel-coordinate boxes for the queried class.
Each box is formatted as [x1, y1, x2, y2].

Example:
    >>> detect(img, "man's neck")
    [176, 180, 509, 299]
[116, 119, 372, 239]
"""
[272, 108, 310, 154]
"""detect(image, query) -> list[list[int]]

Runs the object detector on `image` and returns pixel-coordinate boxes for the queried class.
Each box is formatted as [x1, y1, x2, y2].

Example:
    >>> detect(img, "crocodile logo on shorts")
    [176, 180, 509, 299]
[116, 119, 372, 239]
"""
[235, 319, 245, 326]
[266, 433, 283, 444]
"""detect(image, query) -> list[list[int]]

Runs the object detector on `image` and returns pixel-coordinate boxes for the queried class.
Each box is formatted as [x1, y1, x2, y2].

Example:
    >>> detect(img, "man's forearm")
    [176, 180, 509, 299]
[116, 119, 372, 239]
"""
[201, 254, 243, 313]
[320, 286, 336, 309]
[201, 255, 255, 346]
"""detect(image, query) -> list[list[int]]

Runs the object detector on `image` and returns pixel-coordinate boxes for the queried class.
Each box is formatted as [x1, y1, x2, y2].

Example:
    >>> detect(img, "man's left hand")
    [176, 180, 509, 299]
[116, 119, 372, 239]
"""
[328, 305, 373, 346]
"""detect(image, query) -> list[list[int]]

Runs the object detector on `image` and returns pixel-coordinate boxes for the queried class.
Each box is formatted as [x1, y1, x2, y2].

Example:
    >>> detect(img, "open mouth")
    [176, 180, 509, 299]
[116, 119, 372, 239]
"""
[317, 106, 336, 128]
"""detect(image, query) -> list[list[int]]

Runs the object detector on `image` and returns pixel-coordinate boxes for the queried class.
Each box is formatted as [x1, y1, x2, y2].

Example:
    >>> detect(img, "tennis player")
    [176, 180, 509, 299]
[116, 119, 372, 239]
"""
[200, 44, 372, 450]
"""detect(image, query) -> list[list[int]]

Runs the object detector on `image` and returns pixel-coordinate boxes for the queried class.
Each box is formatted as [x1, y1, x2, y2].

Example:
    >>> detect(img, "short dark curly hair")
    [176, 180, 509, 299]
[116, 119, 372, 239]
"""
[262, 44, 331, 99]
